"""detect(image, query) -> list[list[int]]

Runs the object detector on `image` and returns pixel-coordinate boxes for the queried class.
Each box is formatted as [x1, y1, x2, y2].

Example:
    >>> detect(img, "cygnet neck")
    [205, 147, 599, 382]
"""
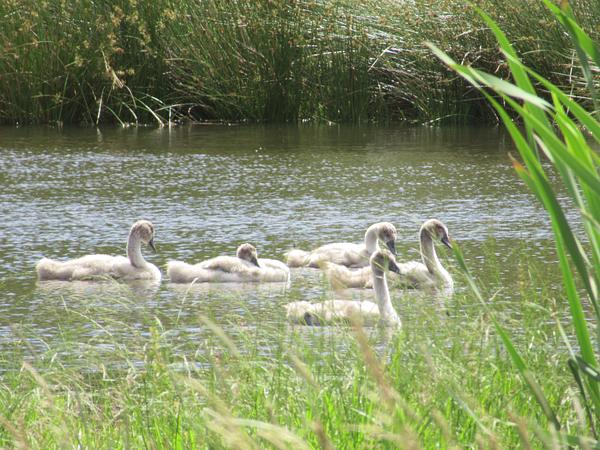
[364, 226, 380, 254]
[372, 267, 400, 325]
[127, 230, 147, 268]
[420, 229, 444, 275]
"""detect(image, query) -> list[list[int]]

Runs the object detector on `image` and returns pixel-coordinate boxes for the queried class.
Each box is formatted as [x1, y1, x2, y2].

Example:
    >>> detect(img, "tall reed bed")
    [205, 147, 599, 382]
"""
[0, 0, 175, 125]
[1, 0, 598, 125]
[166, 0, 375, 123]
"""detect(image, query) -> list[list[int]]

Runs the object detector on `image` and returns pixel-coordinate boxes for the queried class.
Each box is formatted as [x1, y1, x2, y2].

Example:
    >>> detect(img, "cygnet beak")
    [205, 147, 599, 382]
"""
[148, 238, 157, 253]
[386, 240, 397, 256]
[441, 235, 452, 249]
[251, 256, 260, 267]
[388, 259, 401, 274]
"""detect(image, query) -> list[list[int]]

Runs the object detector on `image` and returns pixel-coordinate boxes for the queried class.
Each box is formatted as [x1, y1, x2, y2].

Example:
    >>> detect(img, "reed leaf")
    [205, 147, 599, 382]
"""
[433, 1, 600, 433]
[474, 7, 553, 147]
[516, 58, 600, 142]
[495, 324, 561, 430]
[432, 43, 600, 312]
[568, 358, 598, 438]
[543, 0, 600, 110]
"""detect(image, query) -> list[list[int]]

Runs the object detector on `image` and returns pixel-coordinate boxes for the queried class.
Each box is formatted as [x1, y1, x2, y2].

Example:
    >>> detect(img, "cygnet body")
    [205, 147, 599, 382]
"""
[36, 220, 161, 281]
[167, 243, 290, 283]
[285, 248, 401, 327]
[395, 219, 453, 289]
[326, 219, 453, 290]
[286, 222, 397, 268]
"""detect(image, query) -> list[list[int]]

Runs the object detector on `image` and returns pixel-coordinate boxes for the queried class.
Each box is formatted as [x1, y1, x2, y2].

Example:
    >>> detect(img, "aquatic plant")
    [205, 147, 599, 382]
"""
[0, 271, 575, 448]
[2, 0, 600, 445]
[0, 0, 174, 125]
[431, 0, 600, 444]
[0, 0, 598, 125]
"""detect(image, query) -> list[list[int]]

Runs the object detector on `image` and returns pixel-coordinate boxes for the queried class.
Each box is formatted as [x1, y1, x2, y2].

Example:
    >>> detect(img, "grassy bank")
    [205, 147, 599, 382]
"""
[0, 0, 598, 126]
[0, 250, 578, 448]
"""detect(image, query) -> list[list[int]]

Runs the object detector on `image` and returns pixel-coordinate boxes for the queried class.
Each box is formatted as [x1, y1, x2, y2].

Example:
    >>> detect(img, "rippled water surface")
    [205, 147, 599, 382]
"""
[0, 125, 562, 360]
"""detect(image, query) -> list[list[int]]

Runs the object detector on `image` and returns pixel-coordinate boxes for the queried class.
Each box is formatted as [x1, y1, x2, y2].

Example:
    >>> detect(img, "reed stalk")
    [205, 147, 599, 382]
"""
[1, 0, 598, 125]
[432, 0, 600, 443]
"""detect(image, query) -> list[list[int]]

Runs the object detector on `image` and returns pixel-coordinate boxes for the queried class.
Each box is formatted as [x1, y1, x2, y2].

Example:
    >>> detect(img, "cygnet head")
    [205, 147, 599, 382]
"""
[422, 219, 452, 249]
[283, 301, 312, 320]
[131, 220, 156, 252]
[370, 248, 401, 276]
[372, 222, 397, 255]
[236, 243, 260, 267]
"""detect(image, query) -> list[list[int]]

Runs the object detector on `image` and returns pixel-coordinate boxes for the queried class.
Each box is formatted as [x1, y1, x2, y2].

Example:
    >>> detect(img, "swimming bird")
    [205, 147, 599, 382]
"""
[325, 219, 453, 290]
[167, 243, 290, 283]
[36, 220, 161, 281]
[286, 222, 397, 268]
[284, 248, 401, 327]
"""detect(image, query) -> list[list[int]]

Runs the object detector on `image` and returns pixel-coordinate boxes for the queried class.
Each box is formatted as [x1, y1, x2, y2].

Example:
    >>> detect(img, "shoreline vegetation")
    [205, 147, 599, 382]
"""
[1, 0, 598, 126]
[0, 279, 576, 448]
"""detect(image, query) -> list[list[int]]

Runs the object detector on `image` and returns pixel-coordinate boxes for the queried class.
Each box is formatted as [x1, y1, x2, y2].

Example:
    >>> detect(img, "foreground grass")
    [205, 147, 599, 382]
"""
[0, 251, 581, 448]
[0, 0, 598, 125]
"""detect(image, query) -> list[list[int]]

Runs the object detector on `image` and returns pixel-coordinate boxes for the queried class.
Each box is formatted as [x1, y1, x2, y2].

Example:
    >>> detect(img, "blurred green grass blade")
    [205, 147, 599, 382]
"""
[511, 157, 543, 202]
[475, 7, 553, 143]
[511, 154, 590, 305]
[576, 356, 600, 382]
[488, 94, 598, 302]
[531, 111, 600, 205]
[553, 94, 591, 159]
[554, 97, 600, 298]
[582, 210, 600, 235]
[451, 243, 484, 303]
[537, 130, 600, 200]
[426, 44, 551, 111]
[569, 358, 600, 439]
[480, 79, 600, 204]
[447, 53, 600, 402]
[516, 57, 600, 142]
[477, 91, 548, 202]
[498, 104, 600, 411]
[543, 0, 600, 108]
[482, 87, 586, 207]
[495, 323, 561, 430]
[563, 435, 600, 450]
[513, 140, 599, 356]
[553, 91, 595, 147]
[505, 99, 600, 311]
[477, 72, 552, 110]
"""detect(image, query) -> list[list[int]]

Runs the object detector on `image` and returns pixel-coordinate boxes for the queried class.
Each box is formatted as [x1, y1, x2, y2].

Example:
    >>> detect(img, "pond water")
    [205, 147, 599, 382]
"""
[0, 125, 564, 364]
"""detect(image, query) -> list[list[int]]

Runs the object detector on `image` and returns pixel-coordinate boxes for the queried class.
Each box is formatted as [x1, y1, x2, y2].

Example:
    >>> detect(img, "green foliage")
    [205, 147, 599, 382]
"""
[431, 0, 600, 444]
[1, 0, 599, 125]
[166, 0, 374, 123]
[0, 239, 583, 448]
[0, 282, 577, 448]
[0, 0, 173, 125]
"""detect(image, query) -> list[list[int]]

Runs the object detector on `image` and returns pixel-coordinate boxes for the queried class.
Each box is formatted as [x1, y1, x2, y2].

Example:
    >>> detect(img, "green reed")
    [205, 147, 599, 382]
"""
[432, 0, 600, 445]
[0, 244, 581, 448]
[0, 0, 174, 126]
[1, 0, 598, 125]
[165, 0, 375, 123]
